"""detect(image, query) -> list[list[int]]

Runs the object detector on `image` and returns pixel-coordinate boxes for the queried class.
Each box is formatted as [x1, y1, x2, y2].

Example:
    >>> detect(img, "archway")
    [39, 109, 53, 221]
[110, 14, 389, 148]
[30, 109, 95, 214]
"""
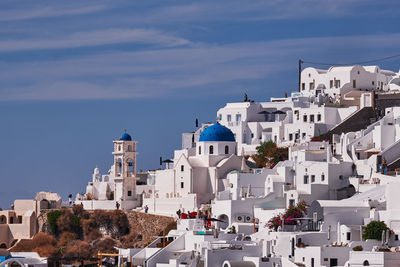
[217, 214, 229, 230]
[0, 215, 6, 224]
[347, 185, 356, 197]
[0, 243, 7, 249]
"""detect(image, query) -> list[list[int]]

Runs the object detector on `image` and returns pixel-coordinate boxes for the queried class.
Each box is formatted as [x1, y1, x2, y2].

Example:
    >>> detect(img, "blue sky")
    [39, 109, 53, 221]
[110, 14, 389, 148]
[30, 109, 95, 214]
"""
[0, 0, 399, 208]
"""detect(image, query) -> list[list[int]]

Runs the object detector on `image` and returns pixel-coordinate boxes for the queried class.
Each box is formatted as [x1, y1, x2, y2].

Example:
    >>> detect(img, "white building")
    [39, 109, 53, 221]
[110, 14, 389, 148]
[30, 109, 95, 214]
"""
[143, 122, 246, 215]
[300, 65, 398, 98]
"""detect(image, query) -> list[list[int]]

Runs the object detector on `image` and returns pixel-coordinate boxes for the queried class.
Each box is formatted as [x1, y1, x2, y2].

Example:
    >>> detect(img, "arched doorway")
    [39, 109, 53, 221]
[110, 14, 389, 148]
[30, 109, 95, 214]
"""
[217, 214, 229, 230]
[0, 215, 6, 224]
[0, 243, 7, 249]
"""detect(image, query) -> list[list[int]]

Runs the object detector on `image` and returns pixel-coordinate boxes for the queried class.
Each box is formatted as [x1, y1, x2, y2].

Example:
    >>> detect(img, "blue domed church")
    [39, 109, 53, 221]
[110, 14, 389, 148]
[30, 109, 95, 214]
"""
[142, 122, 247, 214]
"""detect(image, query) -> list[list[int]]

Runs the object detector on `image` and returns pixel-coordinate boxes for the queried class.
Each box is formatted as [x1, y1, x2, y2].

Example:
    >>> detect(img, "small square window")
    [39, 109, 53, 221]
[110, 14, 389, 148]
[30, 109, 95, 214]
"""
[310, 115, 315, 122]
[395, 234, 399, 241]
[127, 190, 132, 196]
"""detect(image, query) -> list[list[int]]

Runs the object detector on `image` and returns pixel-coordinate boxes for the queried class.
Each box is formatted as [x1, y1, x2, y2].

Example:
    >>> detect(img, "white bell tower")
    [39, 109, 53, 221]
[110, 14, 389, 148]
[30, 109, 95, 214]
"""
[113, 131, 138, 178]
[112, 131, 139, 202]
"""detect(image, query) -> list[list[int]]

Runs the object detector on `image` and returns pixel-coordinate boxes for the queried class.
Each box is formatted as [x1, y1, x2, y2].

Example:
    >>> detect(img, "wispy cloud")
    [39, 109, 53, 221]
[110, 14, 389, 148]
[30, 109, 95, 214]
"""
[0, 2, 107, 21]
[1, 33, 400, 101]
[0, 28, 191, 52]
[130, 0, 397, 24]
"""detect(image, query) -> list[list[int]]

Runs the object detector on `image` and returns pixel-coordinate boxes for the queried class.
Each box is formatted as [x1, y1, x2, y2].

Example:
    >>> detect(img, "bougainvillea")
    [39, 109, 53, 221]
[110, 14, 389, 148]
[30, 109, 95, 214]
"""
[267, 201, 308, 230]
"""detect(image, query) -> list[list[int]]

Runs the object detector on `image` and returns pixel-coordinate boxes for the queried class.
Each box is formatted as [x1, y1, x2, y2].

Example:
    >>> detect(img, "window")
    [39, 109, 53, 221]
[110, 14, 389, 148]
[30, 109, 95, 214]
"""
[181, 182, 184, 189]
[209, 145, 214, 154]
[218, 114, 222, 121]
[317, 114, 321, 121]
[225, 145, 229, 154]
[311, 175, 315, 183]
[303, 115, 307, 122]
[321, 174, 325, 181]
[308, 73, 311, 77]
[310, 115, 314, 122]
[236, 114, 242, 122]
[128, 190, 132, 196]
[18, 216, 22, 224]
[289, 199, 295, 207]
[309, 82, 314, 90]
[302, 83, 305, 90]
[251, 133, 254, 138]
[395, 234, 399, 241]
[347, 232, 351, 240]
[363, 260, 369, 266]
[289, 134, 293, 141]
[304, 175, 309, 184]
[372, 81, 375, 86]
[199, 146, 201, 155]
[181, 165, 184, 172]
[302, 133, 306, 138]
[339, 175, 343, 180]
[227, 115, 231, 122]
[353, 79, 356, 88]
[335, 80, 341, 88]
[330, 80, 333, 88]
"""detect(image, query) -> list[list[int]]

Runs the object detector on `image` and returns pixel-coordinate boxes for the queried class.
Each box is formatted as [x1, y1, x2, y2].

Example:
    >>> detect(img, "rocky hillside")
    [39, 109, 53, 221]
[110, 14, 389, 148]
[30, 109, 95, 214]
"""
[11, 205, 176, 259]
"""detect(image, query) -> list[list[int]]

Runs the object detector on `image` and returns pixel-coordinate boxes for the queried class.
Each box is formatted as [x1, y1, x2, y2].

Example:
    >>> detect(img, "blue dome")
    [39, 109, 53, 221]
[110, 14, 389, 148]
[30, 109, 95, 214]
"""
[121, 132, 132, 141]
[199, 122, 235, 142]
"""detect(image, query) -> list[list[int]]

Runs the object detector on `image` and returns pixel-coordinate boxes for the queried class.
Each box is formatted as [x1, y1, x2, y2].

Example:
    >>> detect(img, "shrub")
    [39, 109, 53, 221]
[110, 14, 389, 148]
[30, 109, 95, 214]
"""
[57, 232, 78, 247]
[32, 232, 56, 247]
[94, 238, 117, 253]
[72, 204, 89, 219]
[57, 210, 81, 236]
[251, 141, 288, 168]
[353, 245, 363, 251]
[47, 210, 63, 235]
[63, 240, 92, 258]
[81, 218, 101, 241]
[267, 201, 308, 230]
[363, 221, 389, 241]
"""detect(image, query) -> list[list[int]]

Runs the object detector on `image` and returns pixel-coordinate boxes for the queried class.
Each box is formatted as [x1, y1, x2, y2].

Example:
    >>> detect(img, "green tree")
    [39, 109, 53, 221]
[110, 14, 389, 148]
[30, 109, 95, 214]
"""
[252, 141, 288, 168]
[47, 210, 63, 235]
[362, 221, 389, 240]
